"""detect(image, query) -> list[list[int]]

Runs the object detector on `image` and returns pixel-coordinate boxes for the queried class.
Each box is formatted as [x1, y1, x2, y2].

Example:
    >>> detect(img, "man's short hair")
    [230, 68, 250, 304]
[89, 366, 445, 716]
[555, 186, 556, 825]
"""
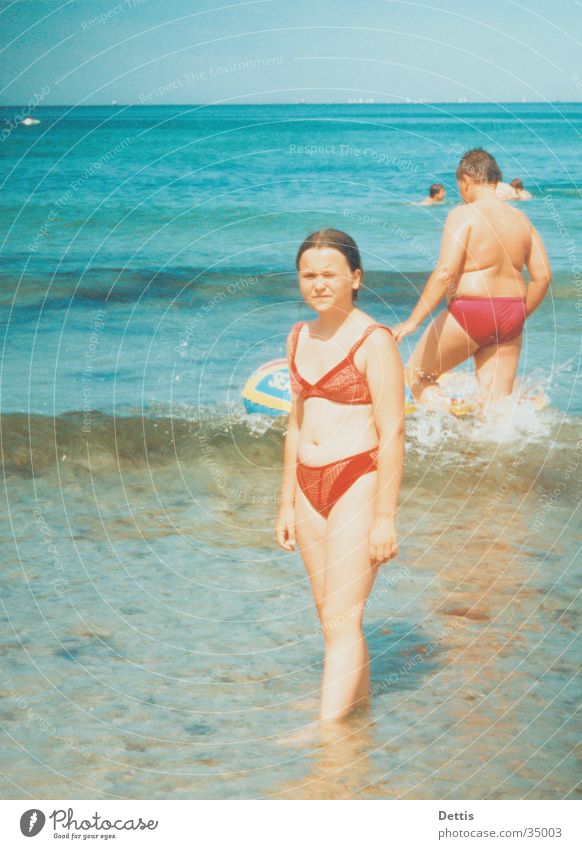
[456, 148, 502, 185]
[510, 178, 524, 190]
[429, 183, 445, 198]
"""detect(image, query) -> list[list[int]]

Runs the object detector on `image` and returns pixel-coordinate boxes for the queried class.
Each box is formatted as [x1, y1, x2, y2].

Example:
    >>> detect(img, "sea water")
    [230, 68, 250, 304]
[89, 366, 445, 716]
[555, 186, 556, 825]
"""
[0, 104, 580, 799]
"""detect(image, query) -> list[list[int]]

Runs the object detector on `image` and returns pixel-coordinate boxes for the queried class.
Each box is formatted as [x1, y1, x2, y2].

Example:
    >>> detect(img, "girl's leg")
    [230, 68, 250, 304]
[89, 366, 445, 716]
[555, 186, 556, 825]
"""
[273, 485, 330, 722]
[294, 485, 328, 621]
[355, 639, 370, 704]
[319, 471, 381, 722]
[406, 309, 478, 405]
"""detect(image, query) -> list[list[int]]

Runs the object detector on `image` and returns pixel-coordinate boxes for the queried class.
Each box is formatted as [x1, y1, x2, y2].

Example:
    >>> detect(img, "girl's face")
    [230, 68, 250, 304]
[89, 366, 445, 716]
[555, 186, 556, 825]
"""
[298, 247, 361, 313]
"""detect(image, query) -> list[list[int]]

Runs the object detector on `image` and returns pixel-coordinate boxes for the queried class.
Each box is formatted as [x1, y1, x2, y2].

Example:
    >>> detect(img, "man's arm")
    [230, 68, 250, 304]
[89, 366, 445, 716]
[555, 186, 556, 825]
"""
[524, 223, 552, 317]
[393, 207, 470, 342]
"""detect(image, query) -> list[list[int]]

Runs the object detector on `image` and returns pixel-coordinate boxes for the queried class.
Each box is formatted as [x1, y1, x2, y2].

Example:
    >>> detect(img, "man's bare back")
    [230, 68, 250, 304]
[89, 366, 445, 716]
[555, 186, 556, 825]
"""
[450, 197, 532, 299]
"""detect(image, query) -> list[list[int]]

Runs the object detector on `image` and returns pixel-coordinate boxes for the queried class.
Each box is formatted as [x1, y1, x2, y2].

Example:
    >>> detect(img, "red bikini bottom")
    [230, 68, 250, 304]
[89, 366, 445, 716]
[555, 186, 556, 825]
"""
[448, 296, 526, 348]
[296, 447, 378, 519]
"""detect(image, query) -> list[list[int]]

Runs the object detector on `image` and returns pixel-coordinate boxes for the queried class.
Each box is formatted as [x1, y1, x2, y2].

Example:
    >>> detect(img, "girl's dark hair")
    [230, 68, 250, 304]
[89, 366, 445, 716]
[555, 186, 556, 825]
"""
[296, 229, 362, 301]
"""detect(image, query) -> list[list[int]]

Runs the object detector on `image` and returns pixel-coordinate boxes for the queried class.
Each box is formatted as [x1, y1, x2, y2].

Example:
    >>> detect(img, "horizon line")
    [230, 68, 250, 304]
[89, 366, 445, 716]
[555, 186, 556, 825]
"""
[2, 100, 582, 108]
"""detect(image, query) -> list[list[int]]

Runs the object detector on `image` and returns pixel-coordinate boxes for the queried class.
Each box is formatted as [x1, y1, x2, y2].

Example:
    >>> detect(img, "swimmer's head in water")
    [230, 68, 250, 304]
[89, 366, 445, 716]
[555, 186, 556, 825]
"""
[296, 229, 362, 305]
[455, 148, 502, 186]
[429, 183, 446, 201]
[510, 178, 524, 190]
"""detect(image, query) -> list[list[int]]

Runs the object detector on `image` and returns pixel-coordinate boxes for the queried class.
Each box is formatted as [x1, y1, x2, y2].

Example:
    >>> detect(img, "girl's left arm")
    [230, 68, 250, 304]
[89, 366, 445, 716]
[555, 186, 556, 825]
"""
[365, 328, 405, 564]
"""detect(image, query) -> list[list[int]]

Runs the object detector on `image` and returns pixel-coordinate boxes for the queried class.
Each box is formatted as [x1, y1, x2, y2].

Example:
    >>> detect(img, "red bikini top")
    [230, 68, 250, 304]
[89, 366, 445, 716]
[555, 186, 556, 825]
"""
[288, 320, 393, 404]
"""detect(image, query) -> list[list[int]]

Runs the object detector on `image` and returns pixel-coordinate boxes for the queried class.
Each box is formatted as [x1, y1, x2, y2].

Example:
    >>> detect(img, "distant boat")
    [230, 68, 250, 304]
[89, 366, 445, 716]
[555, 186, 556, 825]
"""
[21, 117, 40, 126]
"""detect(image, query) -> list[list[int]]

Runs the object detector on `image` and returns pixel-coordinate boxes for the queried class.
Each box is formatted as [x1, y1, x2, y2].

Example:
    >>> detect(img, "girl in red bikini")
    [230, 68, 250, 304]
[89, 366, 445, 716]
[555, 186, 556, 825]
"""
[275, 229, 404, 723]
[393, 148, 551, 408]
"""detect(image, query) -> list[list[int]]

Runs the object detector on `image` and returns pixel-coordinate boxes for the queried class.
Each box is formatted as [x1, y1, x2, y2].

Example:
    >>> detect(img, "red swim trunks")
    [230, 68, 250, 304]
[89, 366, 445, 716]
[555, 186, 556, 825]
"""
[448, 296, 526, 347]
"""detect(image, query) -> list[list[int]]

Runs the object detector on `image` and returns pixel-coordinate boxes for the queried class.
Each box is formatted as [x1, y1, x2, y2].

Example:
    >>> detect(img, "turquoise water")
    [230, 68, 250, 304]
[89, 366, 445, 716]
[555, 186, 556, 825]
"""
[0, 104, 580, 799]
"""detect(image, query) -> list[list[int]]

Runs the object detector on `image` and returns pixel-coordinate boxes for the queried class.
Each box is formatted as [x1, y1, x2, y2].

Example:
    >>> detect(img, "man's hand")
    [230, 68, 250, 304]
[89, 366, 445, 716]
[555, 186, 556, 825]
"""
[275, 506, 296, 551]
[392, 318, 418, 344]
[369, 516, 398, 565]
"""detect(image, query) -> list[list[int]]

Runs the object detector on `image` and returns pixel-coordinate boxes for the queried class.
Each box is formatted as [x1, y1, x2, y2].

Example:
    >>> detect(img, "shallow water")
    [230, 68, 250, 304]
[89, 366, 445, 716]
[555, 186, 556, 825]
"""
[1, 405, 580, 799]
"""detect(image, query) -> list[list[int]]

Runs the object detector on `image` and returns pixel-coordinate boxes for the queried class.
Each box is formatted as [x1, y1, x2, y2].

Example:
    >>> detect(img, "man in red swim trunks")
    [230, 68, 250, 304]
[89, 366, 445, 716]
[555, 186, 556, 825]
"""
[393, 148, 551, 408]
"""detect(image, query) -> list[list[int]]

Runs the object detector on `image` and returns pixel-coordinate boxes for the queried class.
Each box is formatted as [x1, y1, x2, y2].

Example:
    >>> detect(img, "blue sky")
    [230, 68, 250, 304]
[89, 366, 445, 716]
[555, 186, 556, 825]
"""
[1, 0, 581, 104]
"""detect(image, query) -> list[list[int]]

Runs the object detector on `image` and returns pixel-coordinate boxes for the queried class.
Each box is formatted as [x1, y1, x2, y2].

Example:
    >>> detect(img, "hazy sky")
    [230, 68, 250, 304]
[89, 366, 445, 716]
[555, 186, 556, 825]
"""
[1, 0, 582, 105]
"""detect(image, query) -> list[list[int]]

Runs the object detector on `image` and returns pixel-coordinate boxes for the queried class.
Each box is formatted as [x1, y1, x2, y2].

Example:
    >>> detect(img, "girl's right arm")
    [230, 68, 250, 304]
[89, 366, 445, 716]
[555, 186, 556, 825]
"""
[275, 335, 300, 550]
